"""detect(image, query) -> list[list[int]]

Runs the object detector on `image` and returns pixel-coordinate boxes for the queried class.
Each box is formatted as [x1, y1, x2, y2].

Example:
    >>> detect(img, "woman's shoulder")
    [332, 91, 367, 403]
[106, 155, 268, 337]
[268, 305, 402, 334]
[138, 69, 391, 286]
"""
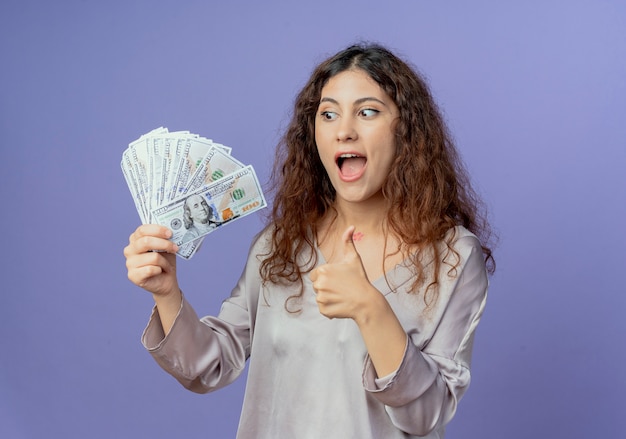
[248, 224, 307, 268]
[447, 225, 482, 251]
[247, 225, 273, 256]
[439, 225, 486, 273]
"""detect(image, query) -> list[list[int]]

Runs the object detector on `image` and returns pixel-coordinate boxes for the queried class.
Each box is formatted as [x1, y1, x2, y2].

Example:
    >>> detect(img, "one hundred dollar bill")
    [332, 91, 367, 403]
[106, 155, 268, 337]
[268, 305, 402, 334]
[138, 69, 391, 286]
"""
[151, 165, 266, 250]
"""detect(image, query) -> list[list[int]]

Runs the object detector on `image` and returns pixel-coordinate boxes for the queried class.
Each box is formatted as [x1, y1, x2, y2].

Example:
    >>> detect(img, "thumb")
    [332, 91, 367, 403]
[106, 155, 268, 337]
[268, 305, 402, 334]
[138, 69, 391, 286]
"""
[341, 225, 360, 259]
[341, 225, 369, 281]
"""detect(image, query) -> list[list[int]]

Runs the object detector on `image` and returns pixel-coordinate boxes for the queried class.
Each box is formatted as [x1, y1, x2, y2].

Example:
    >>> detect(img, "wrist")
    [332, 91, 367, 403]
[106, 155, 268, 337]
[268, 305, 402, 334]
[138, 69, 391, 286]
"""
[152, 287, 182, 307]
[354, 286, 389, 327]
[152, 288, 183, 336]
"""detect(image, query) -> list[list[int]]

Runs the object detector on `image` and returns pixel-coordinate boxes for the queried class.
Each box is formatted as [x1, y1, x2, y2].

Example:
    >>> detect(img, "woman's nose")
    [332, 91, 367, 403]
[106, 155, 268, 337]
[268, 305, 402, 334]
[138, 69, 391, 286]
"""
[337, 117, 358, 142]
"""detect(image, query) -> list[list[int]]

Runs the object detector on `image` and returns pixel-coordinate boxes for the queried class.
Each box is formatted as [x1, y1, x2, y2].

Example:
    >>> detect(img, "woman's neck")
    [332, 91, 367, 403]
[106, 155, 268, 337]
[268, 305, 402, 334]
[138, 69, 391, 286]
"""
[322, 195, 390, 238]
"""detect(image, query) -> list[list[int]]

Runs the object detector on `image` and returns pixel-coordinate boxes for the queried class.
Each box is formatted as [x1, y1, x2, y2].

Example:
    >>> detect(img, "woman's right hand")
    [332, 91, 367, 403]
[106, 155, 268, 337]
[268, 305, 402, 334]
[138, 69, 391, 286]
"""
[124, 224, 180, 298]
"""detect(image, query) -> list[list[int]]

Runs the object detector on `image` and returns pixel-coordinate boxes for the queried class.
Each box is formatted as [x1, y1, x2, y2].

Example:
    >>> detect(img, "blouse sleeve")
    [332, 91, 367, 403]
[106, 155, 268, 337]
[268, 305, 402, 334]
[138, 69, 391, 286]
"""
[362, 234, 489, 436]
[141, 231, 266, 394]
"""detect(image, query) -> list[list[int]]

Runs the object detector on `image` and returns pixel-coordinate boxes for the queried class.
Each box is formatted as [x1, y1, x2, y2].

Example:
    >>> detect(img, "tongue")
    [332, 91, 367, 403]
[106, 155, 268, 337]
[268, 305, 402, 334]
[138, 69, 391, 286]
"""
[340, 157, 366, 177]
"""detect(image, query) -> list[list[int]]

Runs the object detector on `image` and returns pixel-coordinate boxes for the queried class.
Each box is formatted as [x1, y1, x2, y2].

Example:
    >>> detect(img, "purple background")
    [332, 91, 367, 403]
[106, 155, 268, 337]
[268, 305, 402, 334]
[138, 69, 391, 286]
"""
[1, 1, 624, 438]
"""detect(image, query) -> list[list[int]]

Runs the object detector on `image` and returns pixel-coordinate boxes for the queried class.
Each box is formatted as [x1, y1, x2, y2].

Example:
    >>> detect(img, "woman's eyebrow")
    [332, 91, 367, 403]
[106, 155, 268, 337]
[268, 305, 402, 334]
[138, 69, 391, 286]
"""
[354, 97, 386, 106]
[319, 96, 388, 106]
[319, 97, 339, 105]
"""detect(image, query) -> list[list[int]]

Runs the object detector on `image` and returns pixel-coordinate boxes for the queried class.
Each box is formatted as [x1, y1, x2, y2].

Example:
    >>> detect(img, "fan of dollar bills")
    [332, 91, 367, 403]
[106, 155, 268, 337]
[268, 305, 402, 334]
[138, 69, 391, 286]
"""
[121, 127, 266, 259]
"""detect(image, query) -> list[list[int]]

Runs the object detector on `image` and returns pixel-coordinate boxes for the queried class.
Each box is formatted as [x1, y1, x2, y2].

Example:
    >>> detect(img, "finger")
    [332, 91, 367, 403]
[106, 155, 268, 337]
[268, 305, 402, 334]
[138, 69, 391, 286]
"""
[125, 234, 178, 257]
[131, 224, 173, 242]
[127, 248, 167, 269]
[132, 249, 176, 271]
[340, 225, 371, 283]
[341, 225, 360, 258]
[128, 264, 164, 285]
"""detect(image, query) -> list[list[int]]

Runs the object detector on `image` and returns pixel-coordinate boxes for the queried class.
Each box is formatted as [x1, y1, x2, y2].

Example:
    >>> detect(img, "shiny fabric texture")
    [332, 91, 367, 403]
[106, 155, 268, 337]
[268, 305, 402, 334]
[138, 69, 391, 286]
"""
[142, 226, 489, 438]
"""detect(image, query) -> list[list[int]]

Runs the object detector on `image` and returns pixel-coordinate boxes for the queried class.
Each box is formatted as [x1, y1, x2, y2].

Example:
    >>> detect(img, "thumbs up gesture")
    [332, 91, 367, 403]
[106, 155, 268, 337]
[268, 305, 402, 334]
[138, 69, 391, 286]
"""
[310, 226, 378, 321]
[311, 225, 409, 376]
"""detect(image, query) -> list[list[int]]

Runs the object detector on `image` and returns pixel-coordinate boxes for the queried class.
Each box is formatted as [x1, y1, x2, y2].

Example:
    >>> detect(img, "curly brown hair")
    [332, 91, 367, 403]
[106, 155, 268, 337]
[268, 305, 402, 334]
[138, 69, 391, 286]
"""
[260, 43, 495, 309]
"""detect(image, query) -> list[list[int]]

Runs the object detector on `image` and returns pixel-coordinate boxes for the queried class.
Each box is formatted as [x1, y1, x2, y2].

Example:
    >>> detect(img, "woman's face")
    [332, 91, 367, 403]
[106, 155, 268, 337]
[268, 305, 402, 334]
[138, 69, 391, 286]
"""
[315, 69, 399, 204]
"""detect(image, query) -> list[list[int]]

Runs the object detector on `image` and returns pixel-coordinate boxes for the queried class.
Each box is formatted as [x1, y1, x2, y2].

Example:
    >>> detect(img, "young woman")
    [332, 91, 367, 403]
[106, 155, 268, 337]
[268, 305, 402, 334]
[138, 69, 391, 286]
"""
[124, 43, 495, 439]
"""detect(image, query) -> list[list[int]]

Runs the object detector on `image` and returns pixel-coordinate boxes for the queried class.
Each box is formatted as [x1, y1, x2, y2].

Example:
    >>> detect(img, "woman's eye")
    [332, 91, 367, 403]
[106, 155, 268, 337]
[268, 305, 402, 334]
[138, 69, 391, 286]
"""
[320, 111, 338, 120]
[360, 108, 379, 117]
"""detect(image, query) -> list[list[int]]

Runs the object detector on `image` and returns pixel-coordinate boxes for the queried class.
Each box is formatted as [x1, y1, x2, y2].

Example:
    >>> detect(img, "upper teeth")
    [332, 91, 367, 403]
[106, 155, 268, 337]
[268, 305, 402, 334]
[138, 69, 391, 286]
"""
[340, 154, 359, 158]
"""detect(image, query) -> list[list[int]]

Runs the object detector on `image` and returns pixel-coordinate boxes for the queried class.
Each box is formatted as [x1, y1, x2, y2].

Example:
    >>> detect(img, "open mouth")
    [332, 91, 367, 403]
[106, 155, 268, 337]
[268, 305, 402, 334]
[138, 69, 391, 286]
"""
[336, 153, 367, 178]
